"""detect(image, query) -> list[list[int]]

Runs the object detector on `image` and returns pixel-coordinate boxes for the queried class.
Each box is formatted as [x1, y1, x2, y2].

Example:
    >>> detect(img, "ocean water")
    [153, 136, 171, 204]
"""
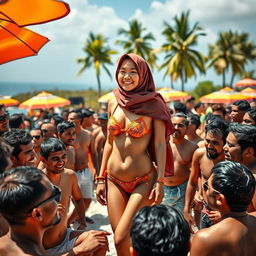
[0, 81, 91, 96]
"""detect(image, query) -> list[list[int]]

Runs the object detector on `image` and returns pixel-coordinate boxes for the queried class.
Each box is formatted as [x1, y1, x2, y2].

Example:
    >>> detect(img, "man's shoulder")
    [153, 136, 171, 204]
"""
[63, 168, 76, 176]
[0, 236, 24, 255]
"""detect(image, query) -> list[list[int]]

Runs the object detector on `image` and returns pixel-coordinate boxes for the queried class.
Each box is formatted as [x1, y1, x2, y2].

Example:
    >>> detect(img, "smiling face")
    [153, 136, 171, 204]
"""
[13, 142, 35, 167]
[59, 127, 76, 146]
[42, 150, 67, 174]
[172, 116, 187, 140]
[117, 58, 139, 91]
[205, 130, 224, 160]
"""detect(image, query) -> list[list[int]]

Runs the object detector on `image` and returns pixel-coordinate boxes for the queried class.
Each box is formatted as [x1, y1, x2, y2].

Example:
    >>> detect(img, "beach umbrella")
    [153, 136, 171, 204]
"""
[0, 20, 49, 64]
[240, 88, 256, 99]
[200, 87, 252, 104]
[19, 91, 70, 109]
[157, 87, 191, 102]
[98, 92, 115, 103]
[234, 78, 256, 88]
[0, 95, 19, 106]
[0, 0, 70, 26]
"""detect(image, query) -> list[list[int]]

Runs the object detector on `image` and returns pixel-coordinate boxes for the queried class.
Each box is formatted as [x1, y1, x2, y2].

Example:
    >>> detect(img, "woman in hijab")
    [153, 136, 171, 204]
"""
[96, 53, 174, 255]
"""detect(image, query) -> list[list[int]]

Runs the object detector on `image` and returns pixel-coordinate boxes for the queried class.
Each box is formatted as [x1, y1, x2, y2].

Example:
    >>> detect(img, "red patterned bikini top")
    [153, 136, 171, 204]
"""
[108, 105, 151, 138]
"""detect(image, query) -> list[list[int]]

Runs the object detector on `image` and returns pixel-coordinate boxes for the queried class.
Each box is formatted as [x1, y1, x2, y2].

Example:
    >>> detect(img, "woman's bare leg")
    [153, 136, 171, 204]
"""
[107, 172, 156, 256]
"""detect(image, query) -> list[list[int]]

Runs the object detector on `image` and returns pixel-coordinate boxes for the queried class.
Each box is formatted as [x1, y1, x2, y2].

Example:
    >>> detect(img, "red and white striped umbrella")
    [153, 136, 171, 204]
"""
[19, 91, 70, 109]
[234, 78, 256, 88]
[240, 88, 256, 99]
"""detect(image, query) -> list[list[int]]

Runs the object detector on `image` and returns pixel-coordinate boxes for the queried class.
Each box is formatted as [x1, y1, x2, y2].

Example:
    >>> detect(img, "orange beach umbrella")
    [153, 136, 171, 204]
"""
[200, 87, 252, 104]
[234, 78, 256, 88]
[19, 91, 70, 109]
[0, 95, 19, 106]
[157, 87, 191, 102]
[240, 88, 256, 99]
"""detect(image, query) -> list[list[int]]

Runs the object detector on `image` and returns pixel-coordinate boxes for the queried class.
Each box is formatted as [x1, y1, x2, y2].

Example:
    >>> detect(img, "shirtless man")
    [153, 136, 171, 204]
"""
[40, 120, 57, 140]
[40, 138, 109, 255]
[94, 112, 108, 168]
[184, 118, 229, 230]
[30, 128, 44, 167]
[0, 104, 9, 136]
[3, 128, 36, 168]
[223, 123, 256, 210]
[68, 109, 98, 223]
[57, 121, 76, 170]
[230, 100, 250, 123]
[162, 113, 198, 213]
[190, 161, 256, 256]
[185, 114, 203, 145]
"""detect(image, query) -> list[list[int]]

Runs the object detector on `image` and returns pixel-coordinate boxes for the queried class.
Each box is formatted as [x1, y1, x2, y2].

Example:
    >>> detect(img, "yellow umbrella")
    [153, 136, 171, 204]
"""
[234, 78, 256, 88]
[240, 88, 256, 99]
[0, 95, 19, 106]
[19, 91, 70, 109]
[98, 92, 115, 103]
[200, 87, 252, 104]
[157, 87, 191, 102]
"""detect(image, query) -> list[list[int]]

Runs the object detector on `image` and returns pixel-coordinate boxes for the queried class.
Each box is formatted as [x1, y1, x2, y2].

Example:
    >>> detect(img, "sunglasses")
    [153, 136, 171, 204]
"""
[203, 181, 221, 194]
[27, 185, 61, 216]
[32, 135, 41, 140]
[0, 112, 9, 123]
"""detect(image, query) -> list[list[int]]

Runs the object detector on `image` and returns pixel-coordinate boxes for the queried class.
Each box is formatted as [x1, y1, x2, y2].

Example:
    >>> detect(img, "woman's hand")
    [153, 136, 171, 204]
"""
[96, 183, 107, 206]
[149, 182, 164, 205]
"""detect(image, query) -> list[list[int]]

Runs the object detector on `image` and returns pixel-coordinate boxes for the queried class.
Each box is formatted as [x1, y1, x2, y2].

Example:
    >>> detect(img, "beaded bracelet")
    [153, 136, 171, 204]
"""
[96, 176, 106, 184]
[156, 178, 164, 184]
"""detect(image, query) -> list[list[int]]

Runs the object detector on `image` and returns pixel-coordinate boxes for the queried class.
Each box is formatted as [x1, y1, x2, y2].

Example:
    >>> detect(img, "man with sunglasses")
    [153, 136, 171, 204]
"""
[191, 161, 256, 256]
[30, 128, 44, 167]
[0, 104, 9, 136]
[184, 118, 229, 231]
[223, 123, 256, 211]
[40, 138, 109, 256]
[0, 166, 61, 255]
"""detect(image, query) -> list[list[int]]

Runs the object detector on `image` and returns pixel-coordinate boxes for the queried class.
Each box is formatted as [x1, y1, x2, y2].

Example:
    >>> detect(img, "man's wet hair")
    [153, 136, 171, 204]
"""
[0, 166, 47, 225]
[188, 114, 201, 129]
[211, 161, 255, 212]
[40, 137, 66, 160]
[205, 118, 229, 143]
[245, 107, 256, 123]
[228, 123, 256, 157]
[172, 112, 189, 126]
[9, 114, 24, 129]
[57, 121, 76, 134]
[68, 109, 82, 119]
[232, 100, 251, 111]
[130, 205, 190, 256]
[3, 129, 32, 159]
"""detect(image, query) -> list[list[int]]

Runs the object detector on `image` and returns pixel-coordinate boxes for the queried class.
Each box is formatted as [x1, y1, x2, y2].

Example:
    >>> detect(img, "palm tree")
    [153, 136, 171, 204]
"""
[77, 32, 118, 97]
[208, 31, 256, 88]
[116, 19, 157, 69]
[159, 11, 206, 91]
[240, 70, 256, 79]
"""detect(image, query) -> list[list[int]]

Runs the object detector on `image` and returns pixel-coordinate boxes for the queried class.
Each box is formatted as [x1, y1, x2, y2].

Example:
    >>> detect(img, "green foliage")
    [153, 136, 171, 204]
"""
[188, 81, 221, 100]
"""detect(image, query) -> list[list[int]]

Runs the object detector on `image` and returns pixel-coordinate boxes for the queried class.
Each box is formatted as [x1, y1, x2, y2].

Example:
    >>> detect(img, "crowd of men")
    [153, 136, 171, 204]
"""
[0, 97, 256, 255]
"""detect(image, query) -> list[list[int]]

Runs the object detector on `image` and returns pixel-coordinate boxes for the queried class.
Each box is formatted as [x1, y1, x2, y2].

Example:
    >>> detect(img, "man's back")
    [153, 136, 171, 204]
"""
[191, 214, 256, 256]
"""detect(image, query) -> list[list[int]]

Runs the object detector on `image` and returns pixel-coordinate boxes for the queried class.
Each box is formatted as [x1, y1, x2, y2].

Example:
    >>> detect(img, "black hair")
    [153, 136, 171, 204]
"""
[188, 114, 201, 129]
[50, 115, 64, 127]
[40, 137, 66, 160]
[194, 102, 202, 110]
[211, 161, 255, 212]
[3, 129, 32, 158]
[172, 112, 189, 126]
[0, 138, 12, 173]
[0, 166, 47, 225]
[9, 114, 24, 129]
[30, 128, 43, 136]
[186, 96, 195, 103]
[68, 109, 82, 119]
[228, 123, 256, 157]
[245, 107, 256, 123]
[174, 102, 187, 114]
[232, 100, 251, 111]
[57, 121, 76, 134]
[205, 118, 229, 143]
[130, 205, 190, 256]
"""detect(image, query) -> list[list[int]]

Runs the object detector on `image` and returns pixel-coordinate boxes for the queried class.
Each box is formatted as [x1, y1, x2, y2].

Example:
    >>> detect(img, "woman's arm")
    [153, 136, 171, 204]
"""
[149, 119, 166, 204]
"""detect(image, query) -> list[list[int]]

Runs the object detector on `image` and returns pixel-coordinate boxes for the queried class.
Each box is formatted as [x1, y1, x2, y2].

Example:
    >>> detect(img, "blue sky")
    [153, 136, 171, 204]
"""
[0, 0, 255, 94]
